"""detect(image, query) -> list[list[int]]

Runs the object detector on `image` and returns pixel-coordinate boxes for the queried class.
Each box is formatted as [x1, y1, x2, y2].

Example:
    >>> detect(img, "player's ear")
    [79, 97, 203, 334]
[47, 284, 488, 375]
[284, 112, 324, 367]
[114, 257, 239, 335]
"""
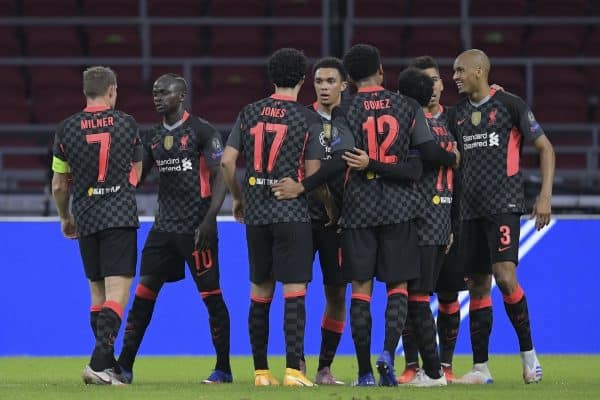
[341, 81, 348, 91]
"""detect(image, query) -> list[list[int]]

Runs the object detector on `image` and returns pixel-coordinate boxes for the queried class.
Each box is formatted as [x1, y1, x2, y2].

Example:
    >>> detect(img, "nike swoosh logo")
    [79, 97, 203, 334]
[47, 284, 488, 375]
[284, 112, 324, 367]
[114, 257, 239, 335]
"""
[498, 246, 511, 252]
[196, 269, 210, 277]
[457, 118, 466, 125]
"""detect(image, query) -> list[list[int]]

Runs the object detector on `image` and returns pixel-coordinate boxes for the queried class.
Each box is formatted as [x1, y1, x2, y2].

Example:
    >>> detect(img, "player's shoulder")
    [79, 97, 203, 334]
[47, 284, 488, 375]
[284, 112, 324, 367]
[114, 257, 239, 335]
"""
[396, 93, 422, 113]
[111, 109, 138, 124]
[493, 90, 527, 109]
[298, 104, 322, 124]
[187, 113, 219, 134]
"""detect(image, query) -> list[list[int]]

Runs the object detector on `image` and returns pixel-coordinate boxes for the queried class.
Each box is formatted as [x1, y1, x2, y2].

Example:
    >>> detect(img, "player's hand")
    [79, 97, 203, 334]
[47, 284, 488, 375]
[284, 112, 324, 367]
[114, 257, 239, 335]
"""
[491, 83, 505, 92]
[531, 195, 551, 230]
[60, 214, 77, 239]
[445, 233, 454, 254]
[451, 142, 461, 168]
[342, 147, 370, 170]
[194, 217, 217, 250]
[271, 178, 304, 200]
[232, 198, 245, 223]
[324, 200, 340, 228]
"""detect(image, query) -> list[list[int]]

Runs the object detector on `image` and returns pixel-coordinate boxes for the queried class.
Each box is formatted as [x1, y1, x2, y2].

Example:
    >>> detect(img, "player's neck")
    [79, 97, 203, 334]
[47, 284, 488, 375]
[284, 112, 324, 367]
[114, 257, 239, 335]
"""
[317, 100, 340, 116]
[356, 77, 382, 89]
[164, 108, 185, 126]
[424, 104, 441, 116]
[85, 98, 111, 109]
[274, 87, 298, 101]
[469, 84, 491, 103]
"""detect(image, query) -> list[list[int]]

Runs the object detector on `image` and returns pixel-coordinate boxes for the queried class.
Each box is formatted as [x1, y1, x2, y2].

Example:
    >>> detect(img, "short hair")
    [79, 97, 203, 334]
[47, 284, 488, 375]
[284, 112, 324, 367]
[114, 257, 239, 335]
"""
[156, 73, 188, 93]
[83, 66, 117, 99]
[267, 48, 307, 88]
[312, 57, 347, 81]
[343, 44, 381, 82]
[407, 56, 439, 72]
[397, 67, 434, 107]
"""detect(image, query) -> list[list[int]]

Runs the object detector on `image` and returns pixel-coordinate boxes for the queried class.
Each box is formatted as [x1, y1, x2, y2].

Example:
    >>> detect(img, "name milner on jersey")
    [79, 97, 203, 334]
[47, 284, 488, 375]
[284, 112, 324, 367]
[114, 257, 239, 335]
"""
[81, 117, 114, 130]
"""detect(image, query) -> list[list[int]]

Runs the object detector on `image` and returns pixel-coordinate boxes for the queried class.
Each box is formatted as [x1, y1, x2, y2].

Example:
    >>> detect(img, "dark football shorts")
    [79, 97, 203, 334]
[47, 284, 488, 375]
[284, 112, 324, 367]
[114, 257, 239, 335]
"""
[435, 233, 468, 293]
[408, 245, 445, 293]
[312, 223, 345, 287]
[79, 227, 137, 281]
[246, 222, 313, 284]
[341, 221, 420, 284]
[460, 213, 521, 275]
[140, 229, 220, 291]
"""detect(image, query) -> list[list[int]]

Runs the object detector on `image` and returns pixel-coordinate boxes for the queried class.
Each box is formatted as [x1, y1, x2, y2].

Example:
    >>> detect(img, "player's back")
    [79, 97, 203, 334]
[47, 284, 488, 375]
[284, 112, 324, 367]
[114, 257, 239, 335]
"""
[342, 86, 422, 228]
[54, 106, 139, 236]
[237, 94, 319, 225]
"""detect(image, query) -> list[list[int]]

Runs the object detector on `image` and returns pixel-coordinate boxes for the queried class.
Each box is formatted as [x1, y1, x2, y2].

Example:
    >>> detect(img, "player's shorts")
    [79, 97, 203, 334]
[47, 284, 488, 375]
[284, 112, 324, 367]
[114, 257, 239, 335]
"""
[140, 229, 220, 291]
[312, 222, 345, 287]
[435, 233, 468, 293]
[79, 227, 137, 281]
[408, 245, 445, 293]
[460, 213, 521, 275]
[341, 221, 420, 284]
[246, 222, 313, 284]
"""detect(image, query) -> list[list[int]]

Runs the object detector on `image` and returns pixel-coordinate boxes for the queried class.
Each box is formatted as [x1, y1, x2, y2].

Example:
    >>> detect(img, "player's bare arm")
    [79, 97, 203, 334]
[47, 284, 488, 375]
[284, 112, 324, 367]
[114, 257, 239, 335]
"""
[531, 134, 555, 230]
[51, 172, 77, 239]
[195, 164, 227, 249]
[220, 145, 244, 223]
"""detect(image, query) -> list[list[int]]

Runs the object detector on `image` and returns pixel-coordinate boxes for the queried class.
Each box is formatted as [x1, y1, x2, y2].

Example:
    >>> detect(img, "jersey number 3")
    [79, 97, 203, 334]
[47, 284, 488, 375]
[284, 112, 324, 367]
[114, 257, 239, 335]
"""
[362, 115, 399, 164]
[250, 122, 288, 173]
[85, 132, 111, 182]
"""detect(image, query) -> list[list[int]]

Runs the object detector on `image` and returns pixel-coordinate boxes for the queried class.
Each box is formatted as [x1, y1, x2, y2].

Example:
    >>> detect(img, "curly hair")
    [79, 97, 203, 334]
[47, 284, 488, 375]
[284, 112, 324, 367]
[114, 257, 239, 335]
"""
[397, 67, 434, 107]
[267, 47, 307, 88]
[342, 44, 381, 83]
[407, 55, 439, 72]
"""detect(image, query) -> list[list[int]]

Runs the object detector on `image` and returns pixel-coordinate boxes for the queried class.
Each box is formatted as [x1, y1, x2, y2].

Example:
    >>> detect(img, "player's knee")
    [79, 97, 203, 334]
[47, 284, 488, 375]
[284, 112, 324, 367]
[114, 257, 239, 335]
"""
[325, 285, 346, 308]
[139, 275, 166, 293]
[437, 291, 458, 304]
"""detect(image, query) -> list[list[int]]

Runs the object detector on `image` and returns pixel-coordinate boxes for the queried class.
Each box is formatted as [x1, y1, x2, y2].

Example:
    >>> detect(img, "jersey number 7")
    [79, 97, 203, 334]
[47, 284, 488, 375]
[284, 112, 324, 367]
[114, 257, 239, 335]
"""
[362, 115, 399, 164]
[250, 122, 288, 173]
[85, 132, 111, 182]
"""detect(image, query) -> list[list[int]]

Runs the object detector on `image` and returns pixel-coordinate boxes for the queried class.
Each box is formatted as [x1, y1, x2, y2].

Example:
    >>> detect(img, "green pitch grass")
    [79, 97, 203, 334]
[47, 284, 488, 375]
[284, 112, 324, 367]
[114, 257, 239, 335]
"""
[1, 355, 599, 400]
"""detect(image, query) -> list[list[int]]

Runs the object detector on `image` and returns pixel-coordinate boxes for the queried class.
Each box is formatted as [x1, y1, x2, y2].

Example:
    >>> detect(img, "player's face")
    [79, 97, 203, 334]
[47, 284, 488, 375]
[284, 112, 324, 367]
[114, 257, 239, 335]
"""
[152, 79, 182, 115]
[453, 55, 478, 95]
[314, 68, 347, 107]
[422, 67, 443, 107]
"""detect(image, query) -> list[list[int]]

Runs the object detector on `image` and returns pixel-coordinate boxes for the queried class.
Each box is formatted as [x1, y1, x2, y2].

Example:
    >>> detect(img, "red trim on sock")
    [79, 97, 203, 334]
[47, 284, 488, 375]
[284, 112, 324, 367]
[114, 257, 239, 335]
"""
[469, 296, 492, 311]
[90, 305, 102, 312]
[322, 316, 345, 334]
[251, 295, 272, 304]
[135, 284, 157, 301]
[388, 288, 408, 297]
[200, 289, 222, 299]
[408, 295, 430, 303]
[351, 293, 371, 302]
[284, 289, 307, 299]
[503, 284, 524, 305]
[438, 300, 460, 314]
[103, 300, 123, 319]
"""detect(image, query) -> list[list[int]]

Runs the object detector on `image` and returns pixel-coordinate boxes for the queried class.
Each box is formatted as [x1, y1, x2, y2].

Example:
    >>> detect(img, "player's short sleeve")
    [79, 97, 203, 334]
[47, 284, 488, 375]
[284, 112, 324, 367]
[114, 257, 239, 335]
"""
[330, 114, 355, 153]
[128, 116, 143, 162]
[409, 102, 435, 146]
[511, 96, 545, 142]
[198, 120, 225, 167]
[226, 112, 243, 150]
[305, 121, 326, 160]
[51, 121, 70, 173]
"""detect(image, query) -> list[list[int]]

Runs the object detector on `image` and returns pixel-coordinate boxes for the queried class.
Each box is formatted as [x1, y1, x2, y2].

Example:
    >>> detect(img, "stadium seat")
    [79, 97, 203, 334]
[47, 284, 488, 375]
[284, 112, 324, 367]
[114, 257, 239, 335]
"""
[352, 26, 405, 57]
[471, 0, 528, 16]
[83, 0, 138, 16]
[147, 0, 204, 16]
[409, 0, 460, 16]
[193, 92, 257, 123]
[112, 66, 147, 101]
[530, 0, 590, 16]
[87, 27, 141, 57]
[271, 0, 323, 16]
[207, 0, 266, 16]
[297, 73, 314, 105]
[151, 66, 185, 81]
[489, 67, 526, 99]
[271, 26, 322, 57]
[526, 27, 583, 57]
[405, 27, 462, 58]
[353, 0, 409, 17]
[533, 93, 590, 123]
[0, 67, 27, 98]
[151, 26, 203, 57]
[0, 0, 17, 16]
[118, 92, 157, 123]
[472, 26, 524, 57]
[438, 66, 460, 106]
[31, 89, 83, 123]
[583, 28, 600, 57]
[208, 27, 266, 56]
[383, 66, 402, 92]
[0, 27, 21, 57]
[22, 0, 79, 16]
[25, 27, 82, 57]
[29, 66, 82, 99]
[204, 66, 267, 96]
[534, 67, 587, 96]
[0, 95, 32, 123]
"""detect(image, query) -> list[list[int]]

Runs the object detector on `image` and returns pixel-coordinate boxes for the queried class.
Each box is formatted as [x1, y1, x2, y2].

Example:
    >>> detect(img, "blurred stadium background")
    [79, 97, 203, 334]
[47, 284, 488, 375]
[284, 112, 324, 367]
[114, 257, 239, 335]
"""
[0, 0, 599, 215]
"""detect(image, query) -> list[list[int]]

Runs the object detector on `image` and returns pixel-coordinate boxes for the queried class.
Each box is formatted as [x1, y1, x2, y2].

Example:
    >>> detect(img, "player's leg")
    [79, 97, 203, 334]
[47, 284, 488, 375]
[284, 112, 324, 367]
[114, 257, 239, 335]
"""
[118, 230, 179, 381]
[181, 233, 232, 383]
[314, 225, 346, 385]
[85, 228, 137, 385]
[375, 222, 419, 387]
[397, 311, 419, 383]
[88, 280, 104, 338]
[404, 246, 446, 387]
[273, 222, 314, 387]
[489, 214, 541, 384]
[246, 224, 278, 386]
[80, 234, 103, 339]
[342, 227, 377, 386]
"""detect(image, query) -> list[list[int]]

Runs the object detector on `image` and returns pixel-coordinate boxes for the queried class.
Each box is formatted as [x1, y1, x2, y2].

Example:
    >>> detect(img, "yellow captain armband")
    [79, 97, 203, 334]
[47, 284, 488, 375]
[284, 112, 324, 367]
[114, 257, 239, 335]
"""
[52, 156, 71, 173]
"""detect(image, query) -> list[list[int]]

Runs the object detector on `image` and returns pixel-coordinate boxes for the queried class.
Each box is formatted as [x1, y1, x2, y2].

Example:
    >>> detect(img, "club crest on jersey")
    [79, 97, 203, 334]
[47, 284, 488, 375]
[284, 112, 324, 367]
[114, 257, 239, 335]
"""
[180, 135, 189, 150]
[488, 108, 497, 126]
[164, 135, 174, 150]
[471, 111, 482, 126]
